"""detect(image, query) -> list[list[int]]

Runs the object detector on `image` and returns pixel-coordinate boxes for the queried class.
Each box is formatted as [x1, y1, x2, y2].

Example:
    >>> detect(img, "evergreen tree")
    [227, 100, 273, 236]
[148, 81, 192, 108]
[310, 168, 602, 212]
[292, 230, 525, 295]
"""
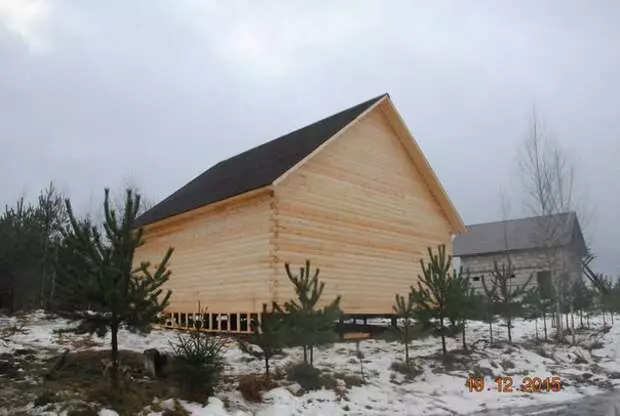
[599, 277, 620, 325]
[446, 271, 475, 350]
[0, 198, 44, 312]
[0, 183, 67, 313]
[409, 245, 455, 356]
[392, 292, 416, 365]
[522, 287, 553, 343]
[238, 302, 288, 377]
[35, 182, 67, 308]
[482, 258, 533, 344]
[570, 278, 594, 328]
[475, 276, 498, 344]
[53, 188, 173, 388]
[280, 260, 341, 366]
[171, 329, 226, 400]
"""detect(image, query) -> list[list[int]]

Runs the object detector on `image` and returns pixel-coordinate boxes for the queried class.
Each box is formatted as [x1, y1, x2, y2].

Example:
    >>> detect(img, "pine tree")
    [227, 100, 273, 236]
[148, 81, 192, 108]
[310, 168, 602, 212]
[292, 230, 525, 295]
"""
[599, 277, 620, 326]
[281, 260, 341, 366]
[476, 276, 498, 344]
[238, 302, 288, 377]
[35, 182, 67, 309]
[53, 188, 173, 388]
[570, 278, 594, 329]
[0, 197, 46, 312]
[410, 245, 454, 356]
[392, 292, 416, 365]
[446, 271, 475, 350]
[482, 259, 533, 344]
[522, 287, 552, 343]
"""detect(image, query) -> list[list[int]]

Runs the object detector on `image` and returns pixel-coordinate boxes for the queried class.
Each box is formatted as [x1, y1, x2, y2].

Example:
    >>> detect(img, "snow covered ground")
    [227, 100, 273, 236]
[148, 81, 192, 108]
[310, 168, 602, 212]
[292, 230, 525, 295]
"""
[1, 311, 619, 415]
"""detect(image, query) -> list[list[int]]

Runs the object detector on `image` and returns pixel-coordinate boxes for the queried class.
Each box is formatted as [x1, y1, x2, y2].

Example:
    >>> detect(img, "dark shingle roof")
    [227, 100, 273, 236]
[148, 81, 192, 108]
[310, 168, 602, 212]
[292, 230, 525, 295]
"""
[134, 94, 387, 227]
[453, 212, 587, 257]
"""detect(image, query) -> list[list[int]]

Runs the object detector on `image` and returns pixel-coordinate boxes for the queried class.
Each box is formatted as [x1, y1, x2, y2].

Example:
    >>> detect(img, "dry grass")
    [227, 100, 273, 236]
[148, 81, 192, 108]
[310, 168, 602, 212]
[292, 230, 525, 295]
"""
[0, 349, 181, 416]
[237, 374, 277, 402]
[390, 361, 419, 379]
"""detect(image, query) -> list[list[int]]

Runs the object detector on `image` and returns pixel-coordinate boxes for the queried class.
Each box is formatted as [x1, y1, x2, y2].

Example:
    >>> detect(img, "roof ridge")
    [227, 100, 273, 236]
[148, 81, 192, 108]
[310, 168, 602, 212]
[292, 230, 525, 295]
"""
[466, 211, 576, 228]
[211, 94, 388, 169]
[454, 211, 584, 257]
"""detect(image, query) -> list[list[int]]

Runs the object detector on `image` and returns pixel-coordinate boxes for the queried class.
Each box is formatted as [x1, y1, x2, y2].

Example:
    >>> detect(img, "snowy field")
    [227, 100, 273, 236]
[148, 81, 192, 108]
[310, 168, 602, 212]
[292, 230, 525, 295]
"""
[1, 311, 619, 415]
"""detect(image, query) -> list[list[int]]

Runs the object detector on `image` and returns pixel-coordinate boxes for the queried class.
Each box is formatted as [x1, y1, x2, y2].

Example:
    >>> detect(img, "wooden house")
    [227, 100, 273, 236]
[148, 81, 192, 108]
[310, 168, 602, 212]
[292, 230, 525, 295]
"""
[134, 94, 465, 332]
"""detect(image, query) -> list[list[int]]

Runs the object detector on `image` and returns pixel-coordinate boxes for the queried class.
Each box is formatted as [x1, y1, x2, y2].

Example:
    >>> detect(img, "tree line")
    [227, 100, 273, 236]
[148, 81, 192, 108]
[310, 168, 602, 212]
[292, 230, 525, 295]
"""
[0, 183, 67, 312]
[390, 244, 620, 372]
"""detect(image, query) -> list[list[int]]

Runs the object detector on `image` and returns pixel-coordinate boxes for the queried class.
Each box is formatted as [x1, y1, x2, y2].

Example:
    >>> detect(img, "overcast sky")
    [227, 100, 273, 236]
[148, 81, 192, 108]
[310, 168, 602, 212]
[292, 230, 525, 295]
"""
[1, 0, 618, 274]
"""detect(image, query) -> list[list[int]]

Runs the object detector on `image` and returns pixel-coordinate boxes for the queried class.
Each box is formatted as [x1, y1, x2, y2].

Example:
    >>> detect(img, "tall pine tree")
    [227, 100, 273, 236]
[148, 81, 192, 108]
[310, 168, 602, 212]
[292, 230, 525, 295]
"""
[53, 188, 173, 388]
[280, 260, 341, 366]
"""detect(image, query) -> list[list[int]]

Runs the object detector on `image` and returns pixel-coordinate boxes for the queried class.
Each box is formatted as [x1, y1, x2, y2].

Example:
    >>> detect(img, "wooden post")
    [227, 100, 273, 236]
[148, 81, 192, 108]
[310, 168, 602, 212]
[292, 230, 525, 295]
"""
[390, 316, 397, 328]
[338, 316, 345, 341]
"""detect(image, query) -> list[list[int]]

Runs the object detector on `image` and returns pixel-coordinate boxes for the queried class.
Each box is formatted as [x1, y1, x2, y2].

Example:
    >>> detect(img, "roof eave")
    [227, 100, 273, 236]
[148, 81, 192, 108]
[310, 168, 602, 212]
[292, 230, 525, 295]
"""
[134, 185, 275, 233]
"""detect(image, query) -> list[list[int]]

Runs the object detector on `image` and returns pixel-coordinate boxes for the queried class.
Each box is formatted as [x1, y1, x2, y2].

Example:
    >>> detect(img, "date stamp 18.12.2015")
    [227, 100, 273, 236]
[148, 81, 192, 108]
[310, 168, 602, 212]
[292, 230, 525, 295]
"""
[466, 375, 562, 393]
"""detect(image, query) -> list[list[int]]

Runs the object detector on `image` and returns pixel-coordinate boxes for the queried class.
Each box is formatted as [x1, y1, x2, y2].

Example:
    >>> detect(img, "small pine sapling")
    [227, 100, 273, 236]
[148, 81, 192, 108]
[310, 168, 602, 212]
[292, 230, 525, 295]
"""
[523, 287, 546, 343]
[446, 270, 475, 350]
[477, 274, 498, 345]
[238, 302, 288, 377]
[570, 278, 593, 329]
[281, 260, 341, 366]
[168, 302, 226, 400]
[392, 292, 416, 365]
[53, 188, 173, 388]
[598, 277, 620, 327]
[525, 286, 554, 342]
[482, 259, 533, 344]
[171, 327, 226, 400]
[409, 245, 454, 356]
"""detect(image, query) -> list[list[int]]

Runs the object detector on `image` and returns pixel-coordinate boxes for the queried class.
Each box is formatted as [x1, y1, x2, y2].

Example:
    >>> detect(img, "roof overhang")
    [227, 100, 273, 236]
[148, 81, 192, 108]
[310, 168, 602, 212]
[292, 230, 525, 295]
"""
[135, 185, 274, 236]
[378, 97, 466, 234]
[273, 95, 465, 234]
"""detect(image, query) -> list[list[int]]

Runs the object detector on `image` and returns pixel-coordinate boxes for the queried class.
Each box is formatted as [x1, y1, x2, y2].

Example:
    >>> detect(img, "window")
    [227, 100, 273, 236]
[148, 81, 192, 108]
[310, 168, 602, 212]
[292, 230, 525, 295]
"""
[537, 271, 553, 299]
[473, 276, 481, 282]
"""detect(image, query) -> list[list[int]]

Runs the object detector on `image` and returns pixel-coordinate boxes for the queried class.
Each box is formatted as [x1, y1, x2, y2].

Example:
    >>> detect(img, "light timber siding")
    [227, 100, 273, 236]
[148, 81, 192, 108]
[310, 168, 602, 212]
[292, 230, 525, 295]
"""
[135, 193, 273, 313]
[273, 106, 453, 314]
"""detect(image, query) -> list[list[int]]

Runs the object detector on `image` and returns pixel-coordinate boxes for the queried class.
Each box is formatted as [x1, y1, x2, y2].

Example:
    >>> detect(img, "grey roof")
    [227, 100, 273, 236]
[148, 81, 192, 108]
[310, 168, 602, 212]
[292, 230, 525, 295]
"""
[453, 212, 587, 257]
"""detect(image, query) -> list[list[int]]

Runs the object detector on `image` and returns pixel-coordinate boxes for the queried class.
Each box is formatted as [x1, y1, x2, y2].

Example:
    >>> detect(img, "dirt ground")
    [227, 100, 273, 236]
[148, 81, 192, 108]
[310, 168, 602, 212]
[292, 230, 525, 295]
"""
[0, 349, 190, 416]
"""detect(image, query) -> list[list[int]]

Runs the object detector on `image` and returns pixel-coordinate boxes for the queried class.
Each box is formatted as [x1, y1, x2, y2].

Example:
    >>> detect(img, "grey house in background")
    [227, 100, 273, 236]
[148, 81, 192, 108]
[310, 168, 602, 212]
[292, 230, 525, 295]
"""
[453, 212, 588, 294]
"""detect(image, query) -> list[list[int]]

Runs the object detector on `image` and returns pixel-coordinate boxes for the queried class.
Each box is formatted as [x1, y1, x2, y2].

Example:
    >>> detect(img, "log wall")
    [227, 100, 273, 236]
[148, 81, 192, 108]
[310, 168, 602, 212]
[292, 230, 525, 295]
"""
[272, 105, 453, 314]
